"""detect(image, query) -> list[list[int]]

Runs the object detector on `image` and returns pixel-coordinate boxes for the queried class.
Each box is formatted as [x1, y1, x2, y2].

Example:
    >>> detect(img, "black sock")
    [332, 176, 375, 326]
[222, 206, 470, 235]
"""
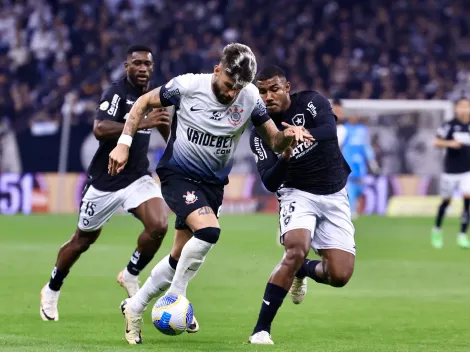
[436, 199, 450, 228]
[126, 249, 154, 276]
[48, 266, 69, 291]
[461, 199, 470, 233]
[168, 254, 178, 270]
[295, 259, 326, 284]
[252, 283, 288, 334]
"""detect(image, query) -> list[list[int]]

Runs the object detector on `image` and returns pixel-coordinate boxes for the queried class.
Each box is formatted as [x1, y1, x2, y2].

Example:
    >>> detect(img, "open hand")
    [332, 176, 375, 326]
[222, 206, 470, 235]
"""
[281, 122, 314, 145]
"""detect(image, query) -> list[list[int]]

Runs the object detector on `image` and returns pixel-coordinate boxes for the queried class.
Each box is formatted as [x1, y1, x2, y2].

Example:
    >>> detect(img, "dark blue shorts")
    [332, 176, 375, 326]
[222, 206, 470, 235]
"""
[160, 172, 224, 231]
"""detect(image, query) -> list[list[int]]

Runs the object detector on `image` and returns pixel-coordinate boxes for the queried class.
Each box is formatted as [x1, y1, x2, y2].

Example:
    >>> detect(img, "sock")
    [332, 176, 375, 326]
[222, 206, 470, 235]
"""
[295, 259, 326, 284]
[126, 249, 154, 276]
[435, 199, 450, 228]
[252, 283, 288, 334]
[460, 199, 470, 233]
[48, 266, 69, 291]
[167, 233, 216, 296]
[130, 254, 176, 314]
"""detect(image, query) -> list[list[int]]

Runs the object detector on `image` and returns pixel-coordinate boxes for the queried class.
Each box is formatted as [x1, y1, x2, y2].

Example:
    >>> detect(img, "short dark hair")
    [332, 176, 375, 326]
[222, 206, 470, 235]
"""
[332, 97, 342, 106]
[220, 43, 257, 88]
[455, 96, 470, 105]
[126, 44, 153, 56]
[256, 65, 286, 81]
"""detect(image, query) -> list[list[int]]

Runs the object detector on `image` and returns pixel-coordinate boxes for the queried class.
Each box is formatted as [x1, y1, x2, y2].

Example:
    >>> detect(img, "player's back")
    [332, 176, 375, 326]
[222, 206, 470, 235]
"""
[88, 78, 153, 191]
[157, 73, 266, 185]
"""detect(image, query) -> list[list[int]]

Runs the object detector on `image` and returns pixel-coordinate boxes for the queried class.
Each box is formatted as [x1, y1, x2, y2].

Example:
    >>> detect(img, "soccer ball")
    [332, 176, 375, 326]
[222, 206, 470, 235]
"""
[151, 294, 194, 335]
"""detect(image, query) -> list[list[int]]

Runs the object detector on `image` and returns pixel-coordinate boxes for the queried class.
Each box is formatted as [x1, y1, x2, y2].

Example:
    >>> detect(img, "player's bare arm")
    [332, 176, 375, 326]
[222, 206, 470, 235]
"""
[255, 119, 314, 153]
[93, 109, 170, 141]
[434, 138, 462, 149]
[122, 87, 164, 137]
[108, 87, 166, 175]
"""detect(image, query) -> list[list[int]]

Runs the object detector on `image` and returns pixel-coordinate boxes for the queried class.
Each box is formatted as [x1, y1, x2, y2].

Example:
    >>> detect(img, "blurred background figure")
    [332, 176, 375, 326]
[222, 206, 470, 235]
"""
[341, 116, 380, 218]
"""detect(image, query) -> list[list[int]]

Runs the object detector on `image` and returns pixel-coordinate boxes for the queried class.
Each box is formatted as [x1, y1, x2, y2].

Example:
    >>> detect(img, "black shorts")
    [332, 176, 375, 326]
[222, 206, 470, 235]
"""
[160, 172, 224, 231]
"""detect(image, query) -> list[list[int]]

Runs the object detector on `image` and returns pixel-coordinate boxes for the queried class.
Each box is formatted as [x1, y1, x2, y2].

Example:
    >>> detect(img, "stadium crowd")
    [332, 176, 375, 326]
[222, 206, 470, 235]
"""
[1, 0, 470, 172]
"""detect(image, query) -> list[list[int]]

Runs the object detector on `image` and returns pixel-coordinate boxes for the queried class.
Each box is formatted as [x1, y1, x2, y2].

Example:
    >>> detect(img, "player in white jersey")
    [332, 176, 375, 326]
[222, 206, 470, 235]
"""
[108, 43, 313, 344]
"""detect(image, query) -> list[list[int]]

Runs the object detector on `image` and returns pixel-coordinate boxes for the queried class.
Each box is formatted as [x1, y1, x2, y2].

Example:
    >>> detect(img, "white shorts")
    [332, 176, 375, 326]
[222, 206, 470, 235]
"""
[78, 175, 163, 232]
[440, 172, 470, 198]
[277, 187, 356, 256]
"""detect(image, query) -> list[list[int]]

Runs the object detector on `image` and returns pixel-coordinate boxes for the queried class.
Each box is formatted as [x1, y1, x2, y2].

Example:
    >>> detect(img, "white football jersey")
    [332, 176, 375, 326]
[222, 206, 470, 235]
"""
[157, 73, 269, 184]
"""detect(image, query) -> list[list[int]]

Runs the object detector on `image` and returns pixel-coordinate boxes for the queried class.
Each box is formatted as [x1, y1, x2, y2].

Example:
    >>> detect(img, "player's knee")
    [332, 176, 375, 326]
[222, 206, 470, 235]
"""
[146, 216, 168, 240]
[72, 230, 100, 253]
[193, 227, 220, 244]
[283, 246, 308, 271]
[441, 198, 451, 207]
[329, 267, 354, 288]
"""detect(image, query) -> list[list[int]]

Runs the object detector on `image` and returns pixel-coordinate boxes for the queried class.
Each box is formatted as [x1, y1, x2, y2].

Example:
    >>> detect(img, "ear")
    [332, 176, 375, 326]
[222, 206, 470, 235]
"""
[124, 61, 129, 70]
[214, 65, 221, 75]
[285, 81, 291, 93]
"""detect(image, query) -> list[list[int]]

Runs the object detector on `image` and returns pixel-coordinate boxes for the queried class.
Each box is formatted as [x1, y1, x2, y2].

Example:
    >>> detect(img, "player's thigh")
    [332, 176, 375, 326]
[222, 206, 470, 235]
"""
[277, 188, 316, 245]
[78, 184, 124, 232]
[314, 188, 356, 256]
[281, 228, 312, 266]
[124, 176, 168, 233]
[440, 173, 458, 198]
[458, 172, 470, 198]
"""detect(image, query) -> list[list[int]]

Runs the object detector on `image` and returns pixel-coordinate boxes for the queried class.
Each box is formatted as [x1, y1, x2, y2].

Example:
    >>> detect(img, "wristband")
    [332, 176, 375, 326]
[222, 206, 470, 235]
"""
[118, 134, 132, 147]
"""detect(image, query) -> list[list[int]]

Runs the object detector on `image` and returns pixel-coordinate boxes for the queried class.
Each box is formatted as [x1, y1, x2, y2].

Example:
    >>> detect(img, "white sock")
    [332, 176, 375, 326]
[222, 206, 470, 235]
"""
[129, 255, 175, 314]
[168, 237, 213, 297]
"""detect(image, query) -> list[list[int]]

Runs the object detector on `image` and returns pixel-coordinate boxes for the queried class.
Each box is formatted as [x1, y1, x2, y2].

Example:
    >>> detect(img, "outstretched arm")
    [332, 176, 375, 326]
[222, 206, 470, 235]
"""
[122, 87, 163, 138]
[255, 120, 313, 153]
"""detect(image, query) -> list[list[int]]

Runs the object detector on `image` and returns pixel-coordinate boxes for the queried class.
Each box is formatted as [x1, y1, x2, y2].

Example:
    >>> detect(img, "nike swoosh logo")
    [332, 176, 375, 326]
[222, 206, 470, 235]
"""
[41, 308, 55, 321]
[190, 106, 204, 112]
[263, 299, 270, 306]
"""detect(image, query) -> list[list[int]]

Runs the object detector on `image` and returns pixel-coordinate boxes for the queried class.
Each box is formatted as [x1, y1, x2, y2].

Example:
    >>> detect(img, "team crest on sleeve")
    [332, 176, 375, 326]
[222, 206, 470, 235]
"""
[99, 101, 109, 111]
[228, 105, 244, 126]
[292, 114, 305, 127]
[183, 191, 198, 204]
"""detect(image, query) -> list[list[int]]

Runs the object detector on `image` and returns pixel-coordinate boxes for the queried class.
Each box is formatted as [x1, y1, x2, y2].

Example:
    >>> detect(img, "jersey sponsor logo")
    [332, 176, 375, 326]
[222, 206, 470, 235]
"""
[292, 113, 305, 127]
[211, 111, 223, 121]
[187, 127, 234, 155]
[126, 99, 135, 105]
[107, 94, 121, 116]
[99, 101, 110, 111]
[253, 136, 267, 161]
[183, 191, 198, 204]
[291, 140, 317, 159]
[228, 105, 244, 126]
[162, 88, 180, 100]
[307, 101, 317, 118]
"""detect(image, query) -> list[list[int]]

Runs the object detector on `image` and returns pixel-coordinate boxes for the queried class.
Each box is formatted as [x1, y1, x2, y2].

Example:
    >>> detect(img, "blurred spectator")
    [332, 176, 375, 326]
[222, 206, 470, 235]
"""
[1, 0, 470, 173]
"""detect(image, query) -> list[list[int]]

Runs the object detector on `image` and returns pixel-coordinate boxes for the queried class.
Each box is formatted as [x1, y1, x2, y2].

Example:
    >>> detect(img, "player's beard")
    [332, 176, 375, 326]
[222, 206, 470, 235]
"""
[212, 81, 233, 105]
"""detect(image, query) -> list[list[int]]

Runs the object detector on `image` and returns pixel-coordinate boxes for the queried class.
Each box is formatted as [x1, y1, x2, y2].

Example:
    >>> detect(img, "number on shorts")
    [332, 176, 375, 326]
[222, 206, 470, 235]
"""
[84, 202, 96, 216]
[281, 201, 296, 226]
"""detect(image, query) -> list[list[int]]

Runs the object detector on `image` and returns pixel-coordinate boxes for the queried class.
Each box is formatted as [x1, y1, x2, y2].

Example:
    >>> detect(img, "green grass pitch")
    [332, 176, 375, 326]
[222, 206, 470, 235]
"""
[1, 214, 469, 351]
